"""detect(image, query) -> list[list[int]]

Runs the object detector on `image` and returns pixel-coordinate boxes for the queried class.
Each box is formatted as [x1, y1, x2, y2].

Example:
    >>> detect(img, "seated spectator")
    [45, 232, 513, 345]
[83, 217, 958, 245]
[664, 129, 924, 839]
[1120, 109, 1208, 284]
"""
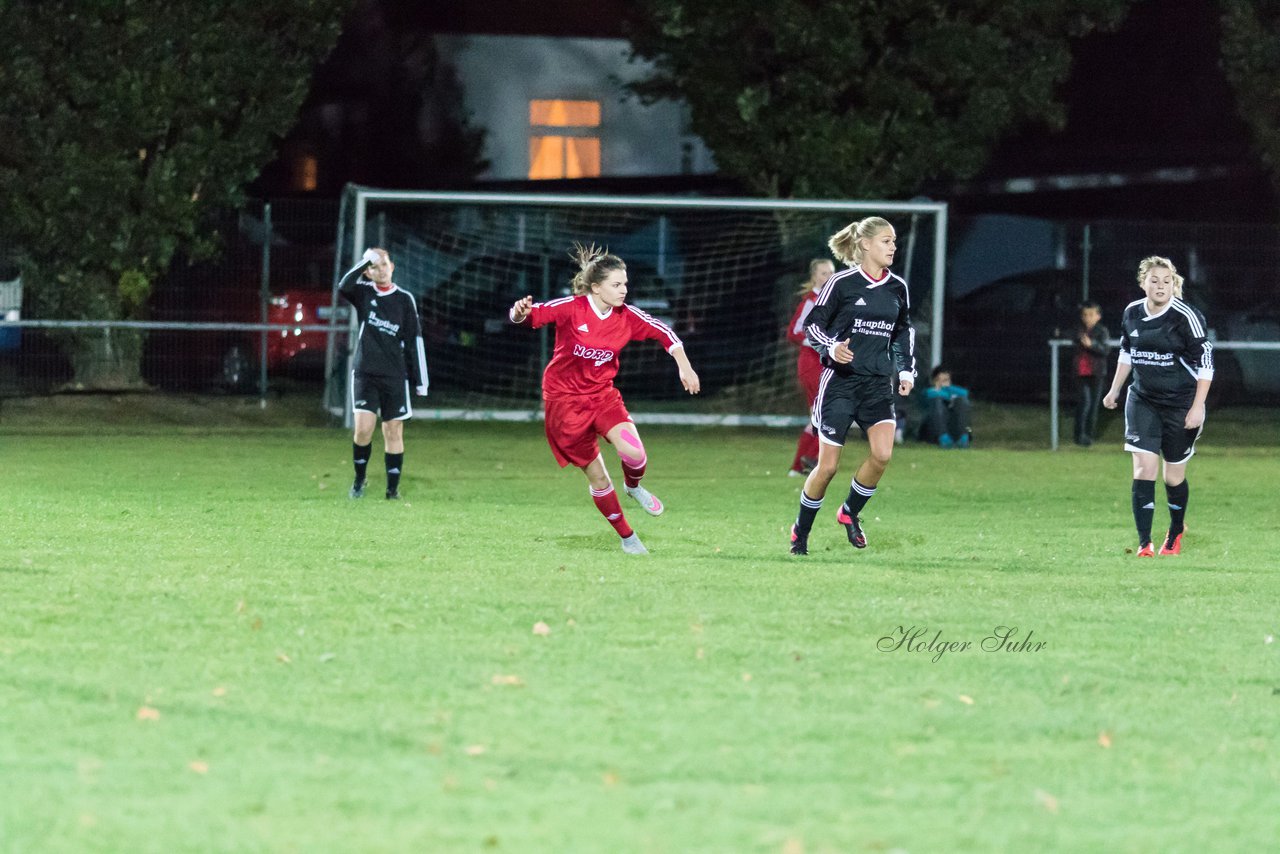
[894, 389, 911, 445]
[920, 365, 972, 448]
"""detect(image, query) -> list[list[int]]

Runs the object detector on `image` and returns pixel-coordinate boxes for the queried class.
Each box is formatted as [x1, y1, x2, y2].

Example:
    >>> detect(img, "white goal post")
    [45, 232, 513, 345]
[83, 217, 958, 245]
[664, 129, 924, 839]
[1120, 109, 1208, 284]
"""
[325, 186, 948, 426]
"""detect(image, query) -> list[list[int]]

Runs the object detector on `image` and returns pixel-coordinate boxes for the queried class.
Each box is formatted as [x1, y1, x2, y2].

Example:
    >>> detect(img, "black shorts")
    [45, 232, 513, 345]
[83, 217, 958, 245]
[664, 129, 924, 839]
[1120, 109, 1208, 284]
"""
[352, 372, 412, 421]
[1123, 388, 1201, 463]
[812, 370, 896, 446]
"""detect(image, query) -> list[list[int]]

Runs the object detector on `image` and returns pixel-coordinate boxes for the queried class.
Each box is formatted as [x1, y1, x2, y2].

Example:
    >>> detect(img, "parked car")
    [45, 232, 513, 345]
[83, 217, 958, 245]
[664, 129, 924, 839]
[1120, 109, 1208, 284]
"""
[1206, 310, 1280, 404]
[144, 238, 345, 391]
[943, 267, 1280, 405]
[145, 279, 349, 391]
[943, 269, 1099, 401]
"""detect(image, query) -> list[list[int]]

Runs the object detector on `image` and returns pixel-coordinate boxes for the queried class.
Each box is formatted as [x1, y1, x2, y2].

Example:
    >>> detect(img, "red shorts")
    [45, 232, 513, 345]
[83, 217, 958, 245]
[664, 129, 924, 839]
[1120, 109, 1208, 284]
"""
[543, 387, 633, 468]
[797, 348, 822, 405]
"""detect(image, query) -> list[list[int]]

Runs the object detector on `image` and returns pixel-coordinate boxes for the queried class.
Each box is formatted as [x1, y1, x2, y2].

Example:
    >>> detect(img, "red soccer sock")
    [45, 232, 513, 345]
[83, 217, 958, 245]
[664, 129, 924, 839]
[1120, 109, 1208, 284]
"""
[790, 435, 807, 472]
[620, 455, 647, 490]
[800, 428, 820, 462]
[792, 428, 819, 471]
[590, 485, 634, 538]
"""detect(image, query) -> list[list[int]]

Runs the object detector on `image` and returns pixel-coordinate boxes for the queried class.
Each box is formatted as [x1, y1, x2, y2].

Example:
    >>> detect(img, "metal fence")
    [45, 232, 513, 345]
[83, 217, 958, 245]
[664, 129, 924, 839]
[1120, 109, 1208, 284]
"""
[0, 319, 348, 407]
[943, 216, 1280, 403]
[1, 199, 345, 406]
[1046, 337, 1280, 449]
[4, 203, 1279, 425]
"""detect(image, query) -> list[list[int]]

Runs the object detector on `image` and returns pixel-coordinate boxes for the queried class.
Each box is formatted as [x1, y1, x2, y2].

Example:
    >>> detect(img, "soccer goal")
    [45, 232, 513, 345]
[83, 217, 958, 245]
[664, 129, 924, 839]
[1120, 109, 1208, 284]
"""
[324, 186, 948, 426]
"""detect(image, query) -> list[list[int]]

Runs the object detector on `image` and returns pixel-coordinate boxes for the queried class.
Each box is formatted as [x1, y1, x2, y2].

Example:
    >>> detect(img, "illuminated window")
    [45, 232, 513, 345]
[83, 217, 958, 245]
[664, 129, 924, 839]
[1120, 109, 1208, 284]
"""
[529, 99, 601, 179]
[292, 153, 318, 192]
[530, 99, 601, 127]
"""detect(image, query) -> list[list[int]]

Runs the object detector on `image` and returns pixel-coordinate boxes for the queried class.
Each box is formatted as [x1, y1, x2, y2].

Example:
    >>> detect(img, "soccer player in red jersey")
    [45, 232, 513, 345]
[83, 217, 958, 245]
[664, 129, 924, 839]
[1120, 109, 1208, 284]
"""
[786, 258, 836, 476]
[508, 243, 700, 554]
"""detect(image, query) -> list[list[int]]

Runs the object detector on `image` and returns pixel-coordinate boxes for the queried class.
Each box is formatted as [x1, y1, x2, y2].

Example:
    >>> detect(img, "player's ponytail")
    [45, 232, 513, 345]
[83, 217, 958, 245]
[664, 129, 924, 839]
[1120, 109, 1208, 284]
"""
[828, 216, 893, 266]
[569, 242, 626, 295]
[1136, 255, 1184, 298]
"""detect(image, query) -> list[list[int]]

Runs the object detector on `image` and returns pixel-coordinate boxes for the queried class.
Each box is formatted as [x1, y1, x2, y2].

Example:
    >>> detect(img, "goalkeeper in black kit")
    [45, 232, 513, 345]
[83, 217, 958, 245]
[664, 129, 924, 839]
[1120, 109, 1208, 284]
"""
[787, 216, 915, 555]
[339, 248, 429, 500]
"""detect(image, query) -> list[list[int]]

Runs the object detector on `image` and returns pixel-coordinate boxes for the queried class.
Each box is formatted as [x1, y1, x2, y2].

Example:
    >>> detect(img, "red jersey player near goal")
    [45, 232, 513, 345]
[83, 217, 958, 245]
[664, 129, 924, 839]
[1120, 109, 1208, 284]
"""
[785, 258, 836, 476]
[508, 243, 701, 554]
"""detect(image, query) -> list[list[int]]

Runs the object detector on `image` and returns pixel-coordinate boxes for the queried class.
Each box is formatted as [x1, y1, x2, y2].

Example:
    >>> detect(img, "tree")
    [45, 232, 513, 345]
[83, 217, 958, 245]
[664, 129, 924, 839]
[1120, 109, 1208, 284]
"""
[1219, 0, 1280, 196]
[625, 0, 1135, 199]
[296, 0, 488, 190]
[0, 0, 351, 388]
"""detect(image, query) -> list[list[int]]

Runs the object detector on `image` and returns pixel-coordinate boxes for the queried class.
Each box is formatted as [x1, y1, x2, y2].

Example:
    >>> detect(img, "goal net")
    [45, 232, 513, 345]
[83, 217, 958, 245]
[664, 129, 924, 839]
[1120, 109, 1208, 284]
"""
[324, 188, 947, 426]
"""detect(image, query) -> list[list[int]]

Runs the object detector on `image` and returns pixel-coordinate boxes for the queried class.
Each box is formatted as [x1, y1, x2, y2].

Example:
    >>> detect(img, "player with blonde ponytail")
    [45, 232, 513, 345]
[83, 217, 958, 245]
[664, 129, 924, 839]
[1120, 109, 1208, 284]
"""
[787, 217, 916, 555]
[509, 243, 700, 554]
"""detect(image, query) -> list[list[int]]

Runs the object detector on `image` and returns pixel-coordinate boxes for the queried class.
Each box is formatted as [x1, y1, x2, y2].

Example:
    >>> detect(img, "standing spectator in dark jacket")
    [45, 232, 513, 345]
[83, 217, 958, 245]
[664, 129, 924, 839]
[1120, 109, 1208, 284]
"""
[1073, 302, 1111, 446]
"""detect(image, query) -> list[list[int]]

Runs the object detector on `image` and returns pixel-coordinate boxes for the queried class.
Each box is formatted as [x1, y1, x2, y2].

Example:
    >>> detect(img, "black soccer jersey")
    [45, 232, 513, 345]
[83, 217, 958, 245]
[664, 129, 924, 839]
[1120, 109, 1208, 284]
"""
[339, 266, 429, 388]
[804, 265, 915, 380]
[1117, 297, 1213, 406]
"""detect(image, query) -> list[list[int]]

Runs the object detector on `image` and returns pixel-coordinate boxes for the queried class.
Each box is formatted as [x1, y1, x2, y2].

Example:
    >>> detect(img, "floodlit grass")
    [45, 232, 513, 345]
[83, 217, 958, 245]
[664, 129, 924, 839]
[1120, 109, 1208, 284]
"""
[2, 396, 1278, 852]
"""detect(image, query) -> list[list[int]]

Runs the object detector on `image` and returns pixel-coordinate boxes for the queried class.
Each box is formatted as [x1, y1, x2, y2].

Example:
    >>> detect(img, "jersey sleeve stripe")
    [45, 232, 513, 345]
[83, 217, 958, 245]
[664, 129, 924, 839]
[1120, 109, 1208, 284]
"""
[813, 269, 848, 305]
[415, 337, 429, 384]
[806, 322, 837, 349]
[401, 291, 430, 385]
[892, 274, 910, 308]
[625, 304, 682, 348]
[1196, 341, 1214, 376]
[1170, 299, 1206, 338]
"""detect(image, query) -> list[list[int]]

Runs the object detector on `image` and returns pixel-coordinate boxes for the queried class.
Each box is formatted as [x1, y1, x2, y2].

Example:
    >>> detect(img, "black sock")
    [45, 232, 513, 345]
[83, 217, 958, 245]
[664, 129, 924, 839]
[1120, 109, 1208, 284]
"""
[1132, 479, 1156, 546]
[385, 452, 404, 494]
[1166, 480, 1188, 537]
[795, 491, 823, 535]
[843, 478, 877, 519]
[353, 442, 371, 485]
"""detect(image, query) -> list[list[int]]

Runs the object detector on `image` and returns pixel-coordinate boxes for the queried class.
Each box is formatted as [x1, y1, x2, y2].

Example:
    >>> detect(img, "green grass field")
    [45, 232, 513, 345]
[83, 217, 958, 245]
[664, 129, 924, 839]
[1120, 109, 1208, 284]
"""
[2, 395, 1278, 852]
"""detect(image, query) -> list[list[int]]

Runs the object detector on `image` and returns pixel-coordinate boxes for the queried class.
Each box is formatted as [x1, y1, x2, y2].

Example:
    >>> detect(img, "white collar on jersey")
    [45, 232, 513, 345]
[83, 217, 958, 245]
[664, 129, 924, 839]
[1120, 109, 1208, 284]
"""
[586, 294, 614, 319]
[1142, 300, 1175, 320]
[856, 266, 891, 288]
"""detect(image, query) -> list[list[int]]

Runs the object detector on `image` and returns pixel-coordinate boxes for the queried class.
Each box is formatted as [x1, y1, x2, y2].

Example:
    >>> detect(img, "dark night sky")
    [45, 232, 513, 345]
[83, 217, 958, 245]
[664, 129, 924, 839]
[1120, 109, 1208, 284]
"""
[969, 0, 1272, 220]
[259, 0, 1275, 221]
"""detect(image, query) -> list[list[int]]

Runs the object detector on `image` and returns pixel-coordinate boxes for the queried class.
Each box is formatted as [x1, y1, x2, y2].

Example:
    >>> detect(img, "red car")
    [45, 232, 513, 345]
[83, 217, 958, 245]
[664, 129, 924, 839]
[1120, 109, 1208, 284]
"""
[208, 286, 351, 390]
[145, 273, 350, 392]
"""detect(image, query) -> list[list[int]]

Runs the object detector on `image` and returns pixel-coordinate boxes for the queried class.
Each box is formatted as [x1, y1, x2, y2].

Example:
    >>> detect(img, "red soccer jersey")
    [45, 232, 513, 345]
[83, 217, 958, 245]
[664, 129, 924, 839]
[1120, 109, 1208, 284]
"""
[519, 294, 682, 398]
[787, 291, 820, 345]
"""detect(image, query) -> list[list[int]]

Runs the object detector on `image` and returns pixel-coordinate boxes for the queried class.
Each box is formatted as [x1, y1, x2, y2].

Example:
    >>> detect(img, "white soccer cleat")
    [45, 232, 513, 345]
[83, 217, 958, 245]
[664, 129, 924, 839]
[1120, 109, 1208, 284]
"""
[620, 533, 649, 555]
[624, 484, 665, 516]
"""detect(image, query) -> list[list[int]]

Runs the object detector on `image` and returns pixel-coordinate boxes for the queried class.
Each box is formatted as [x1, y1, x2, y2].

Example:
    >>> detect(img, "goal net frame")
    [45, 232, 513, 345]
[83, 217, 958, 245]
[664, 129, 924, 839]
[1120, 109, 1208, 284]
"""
[325, 186, 948, 427]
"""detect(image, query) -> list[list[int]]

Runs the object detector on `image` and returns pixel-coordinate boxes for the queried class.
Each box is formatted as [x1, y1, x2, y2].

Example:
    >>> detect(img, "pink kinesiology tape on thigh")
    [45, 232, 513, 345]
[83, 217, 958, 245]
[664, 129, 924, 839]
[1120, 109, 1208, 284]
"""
[617, 428, 646, 466]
